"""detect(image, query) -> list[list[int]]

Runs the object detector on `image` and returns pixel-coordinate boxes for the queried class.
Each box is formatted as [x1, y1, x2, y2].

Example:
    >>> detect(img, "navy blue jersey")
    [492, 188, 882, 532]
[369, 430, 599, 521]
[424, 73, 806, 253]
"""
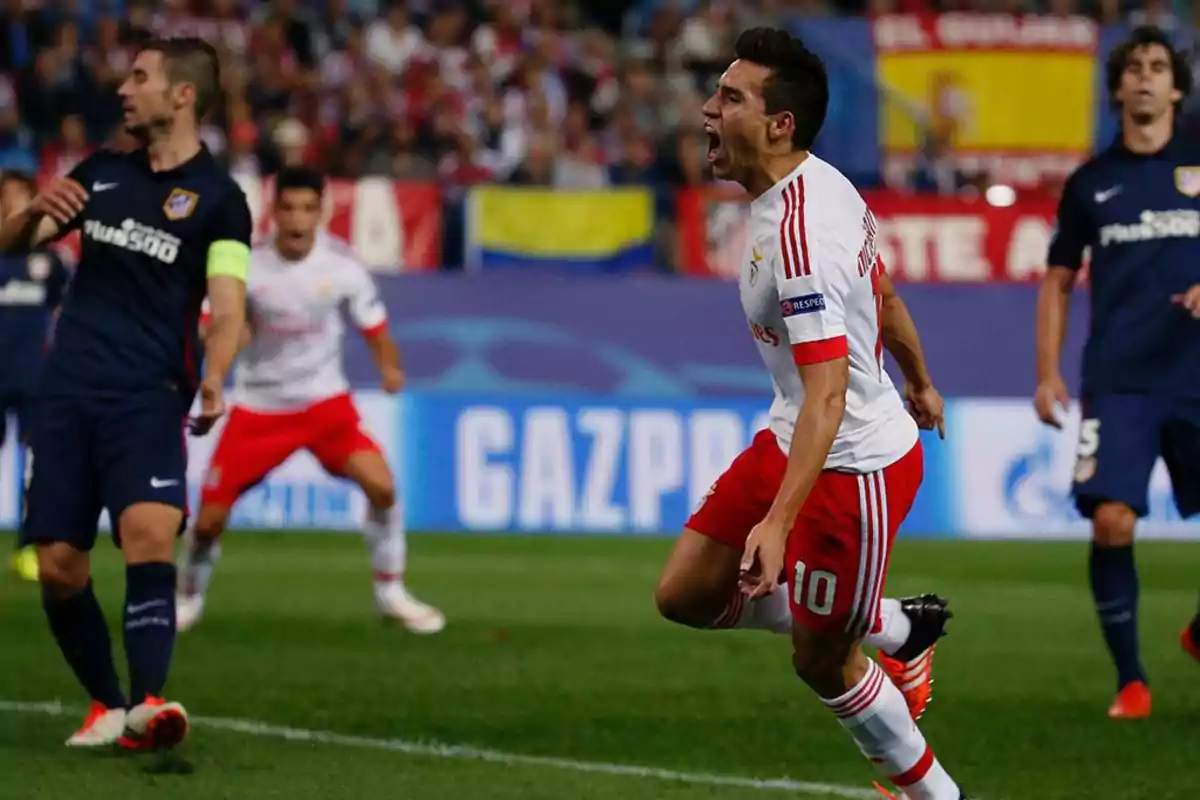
[39, 146, 252, 400]
[0, 248, 67, 393]
[1047, 134, 1200, 397]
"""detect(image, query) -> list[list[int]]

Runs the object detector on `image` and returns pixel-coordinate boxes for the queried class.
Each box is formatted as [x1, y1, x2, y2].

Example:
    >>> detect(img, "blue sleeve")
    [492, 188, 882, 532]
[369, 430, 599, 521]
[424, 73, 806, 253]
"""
[1046, 172, 1093, 271]
[61, 152, 105, 234]
[204, 182, 253, 248]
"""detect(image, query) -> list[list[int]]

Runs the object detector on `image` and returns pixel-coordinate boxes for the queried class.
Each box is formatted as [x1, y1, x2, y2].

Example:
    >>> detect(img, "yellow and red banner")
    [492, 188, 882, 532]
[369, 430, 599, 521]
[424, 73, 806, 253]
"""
[872, 13, 1098, 188]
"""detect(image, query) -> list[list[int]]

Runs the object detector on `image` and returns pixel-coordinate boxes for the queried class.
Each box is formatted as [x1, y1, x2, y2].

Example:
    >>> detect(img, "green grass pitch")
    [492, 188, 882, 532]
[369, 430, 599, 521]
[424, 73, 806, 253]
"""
[1, 532, 1197, 800]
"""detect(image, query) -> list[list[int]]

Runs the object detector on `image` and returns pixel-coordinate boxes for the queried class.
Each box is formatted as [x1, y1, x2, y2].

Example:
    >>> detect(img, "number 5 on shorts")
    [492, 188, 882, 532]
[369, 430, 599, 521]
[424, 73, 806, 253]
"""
[1075, 418, 1099, 484]
[793, 560, 837, 616]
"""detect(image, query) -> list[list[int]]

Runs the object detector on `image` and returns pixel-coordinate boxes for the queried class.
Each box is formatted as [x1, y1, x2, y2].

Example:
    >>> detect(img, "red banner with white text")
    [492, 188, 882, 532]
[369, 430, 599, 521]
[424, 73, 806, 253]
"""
[676, 187, 1058, 282]
[42, 174, 442, 272]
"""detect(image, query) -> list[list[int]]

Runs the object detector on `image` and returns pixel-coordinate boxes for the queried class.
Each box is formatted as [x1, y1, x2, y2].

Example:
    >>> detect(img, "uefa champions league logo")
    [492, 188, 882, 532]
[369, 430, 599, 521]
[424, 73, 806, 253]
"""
[394, 318, 769, 397]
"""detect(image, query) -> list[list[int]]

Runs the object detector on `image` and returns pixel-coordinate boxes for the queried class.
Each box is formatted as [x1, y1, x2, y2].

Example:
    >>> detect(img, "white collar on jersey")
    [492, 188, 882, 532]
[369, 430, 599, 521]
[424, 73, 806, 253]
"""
[749, 154, 814, 213]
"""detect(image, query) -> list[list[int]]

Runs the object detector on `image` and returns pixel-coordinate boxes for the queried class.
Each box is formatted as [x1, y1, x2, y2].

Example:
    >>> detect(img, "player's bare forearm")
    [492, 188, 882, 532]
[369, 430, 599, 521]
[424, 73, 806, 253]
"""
[881, 295, 932, 389]
[0, 207, 56, 253]
[877, 271, 932, 388]
[365, 328, 401, 374]
[1036, 266, 1075, 382]
[204, 275, 247, 385]
[764, 357, 849, 529]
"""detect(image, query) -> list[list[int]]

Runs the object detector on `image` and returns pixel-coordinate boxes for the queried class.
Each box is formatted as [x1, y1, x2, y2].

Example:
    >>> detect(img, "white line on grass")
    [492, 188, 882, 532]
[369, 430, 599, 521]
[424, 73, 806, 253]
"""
[0, 699, 876, 799]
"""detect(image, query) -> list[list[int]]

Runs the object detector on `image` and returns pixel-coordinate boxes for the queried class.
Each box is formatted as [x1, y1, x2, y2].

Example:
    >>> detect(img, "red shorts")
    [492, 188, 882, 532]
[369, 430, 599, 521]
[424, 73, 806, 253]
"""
[685, 429, 923, 637]
[200, 394, 381, 506]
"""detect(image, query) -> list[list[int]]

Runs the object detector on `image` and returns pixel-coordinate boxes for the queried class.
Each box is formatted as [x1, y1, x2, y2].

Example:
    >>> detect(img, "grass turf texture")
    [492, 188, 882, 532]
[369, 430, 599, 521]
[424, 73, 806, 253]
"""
[1, 532, 1197, 800]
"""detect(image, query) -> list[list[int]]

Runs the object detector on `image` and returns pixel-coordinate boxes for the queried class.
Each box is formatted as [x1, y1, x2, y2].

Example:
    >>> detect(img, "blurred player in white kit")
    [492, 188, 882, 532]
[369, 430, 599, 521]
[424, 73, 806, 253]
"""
[176, 166, 444, 634]
[654, 29, 965, 799]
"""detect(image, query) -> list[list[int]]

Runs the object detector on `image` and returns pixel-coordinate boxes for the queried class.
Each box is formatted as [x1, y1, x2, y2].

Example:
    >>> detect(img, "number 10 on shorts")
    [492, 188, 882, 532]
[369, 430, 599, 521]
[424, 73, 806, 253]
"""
[793, 560, 836, 616]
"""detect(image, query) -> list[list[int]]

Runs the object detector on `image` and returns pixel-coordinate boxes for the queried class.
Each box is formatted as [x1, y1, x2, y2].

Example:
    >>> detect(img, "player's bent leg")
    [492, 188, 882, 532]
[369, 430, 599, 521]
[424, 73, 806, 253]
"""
[655, 528, 792, 633]
[176, 502, 232, 633]
[35, 543, 129, 746]
[1087, 501, 1150, 718]
[340, 448, 445, 634]
[115, 502, 189, 751]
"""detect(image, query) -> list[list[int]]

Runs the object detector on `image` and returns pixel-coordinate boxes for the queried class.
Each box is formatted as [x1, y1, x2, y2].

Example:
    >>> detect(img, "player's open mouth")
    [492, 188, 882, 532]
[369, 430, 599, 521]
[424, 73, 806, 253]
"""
[706, 130, 721, 163]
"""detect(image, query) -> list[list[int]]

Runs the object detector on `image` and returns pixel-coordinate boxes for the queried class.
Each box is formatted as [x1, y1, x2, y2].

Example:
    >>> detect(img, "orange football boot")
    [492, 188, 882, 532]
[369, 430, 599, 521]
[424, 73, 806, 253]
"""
[118, 696, 189, 750]
[1107, 680, 1151, 720]
[1181, 626, 1200, 665]
[877, 594, 951, 720]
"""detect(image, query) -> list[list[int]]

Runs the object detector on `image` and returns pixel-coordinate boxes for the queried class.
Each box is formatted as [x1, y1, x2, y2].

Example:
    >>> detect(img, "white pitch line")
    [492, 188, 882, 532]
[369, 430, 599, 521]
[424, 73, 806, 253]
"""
[0, 699, 876, 799]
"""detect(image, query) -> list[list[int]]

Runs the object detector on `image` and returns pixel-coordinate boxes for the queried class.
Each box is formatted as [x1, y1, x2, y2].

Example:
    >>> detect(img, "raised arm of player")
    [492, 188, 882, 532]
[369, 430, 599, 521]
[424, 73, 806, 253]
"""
[740, 247, 851, 598]
[192, 189, 253, 435]
[878, 266, 945, 438]
[1036, 174, 1090, 429]
[346, 257, 404, 394]
[0, 158, 96, 253]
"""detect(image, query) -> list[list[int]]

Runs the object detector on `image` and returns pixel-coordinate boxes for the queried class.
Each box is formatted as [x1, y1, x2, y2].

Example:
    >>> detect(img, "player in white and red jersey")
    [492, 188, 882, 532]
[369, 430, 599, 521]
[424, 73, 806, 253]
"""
[653, 30, 965, 800]
[175, 167, 444, 635]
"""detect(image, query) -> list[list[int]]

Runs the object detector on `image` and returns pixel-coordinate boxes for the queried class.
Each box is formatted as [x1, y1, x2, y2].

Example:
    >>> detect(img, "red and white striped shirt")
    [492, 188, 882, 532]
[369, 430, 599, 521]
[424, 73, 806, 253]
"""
[739, 155, 917, 471]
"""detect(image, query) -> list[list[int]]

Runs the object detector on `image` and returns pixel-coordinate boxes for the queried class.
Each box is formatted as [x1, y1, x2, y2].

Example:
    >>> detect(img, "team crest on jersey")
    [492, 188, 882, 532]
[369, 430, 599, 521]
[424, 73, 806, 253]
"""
[164, 188, 199, 221]
[1175, 167, 1200, 198]
[26, 253, 50, 281]
[749, 246, 764, 285]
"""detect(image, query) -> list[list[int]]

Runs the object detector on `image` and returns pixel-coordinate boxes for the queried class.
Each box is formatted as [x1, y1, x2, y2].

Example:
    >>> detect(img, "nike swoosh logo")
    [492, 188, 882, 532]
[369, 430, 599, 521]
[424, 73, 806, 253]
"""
[1094, 187, 1121, 203]
[92, 182, 118, 192]
[126, 599, 167, 615]
[150, 478, 179, 488]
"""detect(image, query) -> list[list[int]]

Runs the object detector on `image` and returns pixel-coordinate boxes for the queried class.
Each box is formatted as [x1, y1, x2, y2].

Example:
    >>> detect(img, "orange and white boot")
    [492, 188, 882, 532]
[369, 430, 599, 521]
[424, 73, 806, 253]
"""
[65, 701, 127, 748]
[118, 696, 189, 750]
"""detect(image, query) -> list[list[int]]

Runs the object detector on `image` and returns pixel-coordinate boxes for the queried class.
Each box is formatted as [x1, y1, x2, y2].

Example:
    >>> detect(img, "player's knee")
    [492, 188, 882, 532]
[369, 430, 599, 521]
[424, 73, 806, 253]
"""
[1092, 502, 1137, 546]
[118, 504, 183, 563]
[653, 577, 714, 628]
[36, 545, 89, 594]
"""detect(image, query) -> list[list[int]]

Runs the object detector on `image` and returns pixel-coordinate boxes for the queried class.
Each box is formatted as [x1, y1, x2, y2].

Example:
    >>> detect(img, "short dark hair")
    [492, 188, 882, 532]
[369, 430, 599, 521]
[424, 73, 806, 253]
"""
[275, 166, 325, 199]
[0, 171, 38, 198]
[1105, 26, 1192, 110]
[139, 37, 221, 120]
[733, 27, 829, 150]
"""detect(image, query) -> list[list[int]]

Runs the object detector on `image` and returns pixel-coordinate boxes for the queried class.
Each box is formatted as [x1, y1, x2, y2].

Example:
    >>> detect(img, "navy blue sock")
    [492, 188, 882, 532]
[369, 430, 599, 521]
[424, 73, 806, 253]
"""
[1089, 543, 1146, 689]
[1190, 594, 1200, 643]
[42, 582, 126, 709]
[124, 563, 177, 704]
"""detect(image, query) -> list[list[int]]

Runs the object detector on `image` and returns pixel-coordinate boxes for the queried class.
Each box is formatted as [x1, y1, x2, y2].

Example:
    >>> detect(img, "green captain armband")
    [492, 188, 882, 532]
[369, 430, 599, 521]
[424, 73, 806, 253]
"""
[207, 240, 251, 281]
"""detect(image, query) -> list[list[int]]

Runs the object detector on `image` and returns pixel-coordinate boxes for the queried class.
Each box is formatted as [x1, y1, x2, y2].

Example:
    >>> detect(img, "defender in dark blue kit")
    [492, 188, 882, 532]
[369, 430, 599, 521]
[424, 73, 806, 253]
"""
[1035, 26, 1200, 719]
[0, 38, 250, 749]
[0, 172, 69, 582]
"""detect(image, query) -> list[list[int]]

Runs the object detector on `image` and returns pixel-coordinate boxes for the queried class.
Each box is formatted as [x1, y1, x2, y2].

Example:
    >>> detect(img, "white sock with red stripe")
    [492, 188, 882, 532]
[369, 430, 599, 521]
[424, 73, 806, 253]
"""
[708, 587, 792, 634]
[179, 528, 220, 599]
[364, 505, 407, 595]
[865, 598, 911, 656]
[822, 659, 959, 799]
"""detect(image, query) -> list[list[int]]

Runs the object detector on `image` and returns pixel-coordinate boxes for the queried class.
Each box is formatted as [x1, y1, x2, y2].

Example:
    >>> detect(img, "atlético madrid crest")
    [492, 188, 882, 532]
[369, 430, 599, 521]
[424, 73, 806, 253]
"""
[1175, 167, 1200, 198]
[164, 188, 199, 221]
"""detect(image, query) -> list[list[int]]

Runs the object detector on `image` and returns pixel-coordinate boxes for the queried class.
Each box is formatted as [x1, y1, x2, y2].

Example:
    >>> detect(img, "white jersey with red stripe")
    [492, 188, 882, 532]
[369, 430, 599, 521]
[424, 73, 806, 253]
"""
[226, 234, 388, 412]
[740, 154, 917, 472]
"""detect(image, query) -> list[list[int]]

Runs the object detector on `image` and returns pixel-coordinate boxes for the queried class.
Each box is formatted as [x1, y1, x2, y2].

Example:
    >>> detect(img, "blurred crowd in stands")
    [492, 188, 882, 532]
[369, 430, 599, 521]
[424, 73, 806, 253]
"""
[0, 0, 1195, 197]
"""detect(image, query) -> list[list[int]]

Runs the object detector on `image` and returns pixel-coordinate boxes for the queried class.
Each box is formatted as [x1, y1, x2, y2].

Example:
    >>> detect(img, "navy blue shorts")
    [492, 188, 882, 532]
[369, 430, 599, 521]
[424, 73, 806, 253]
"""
[1072, 393, 1200, 519]
[20, 390, 189, 550]
[0, 388, 33, 447]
